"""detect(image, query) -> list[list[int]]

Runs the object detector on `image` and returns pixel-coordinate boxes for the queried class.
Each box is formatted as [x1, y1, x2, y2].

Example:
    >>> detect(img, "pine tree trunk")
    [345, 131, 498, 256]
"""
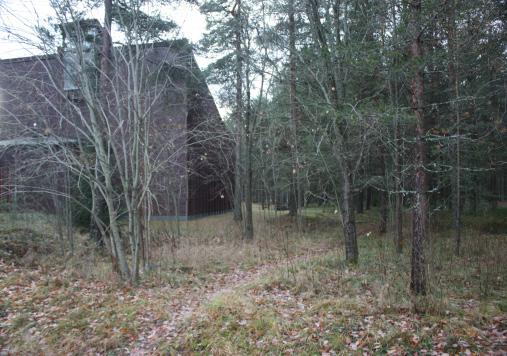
[244, 140, 253, 239]
[395, 124, 403, 252]
[242, 0, 254, 241]
[233, 0, 243, 223]
[409, 0, 427, 296]
[446, 0, 461, 256]
[378, 148, 388, 234]
[391, 0, 403, 253]
[395, 190, 403, 252]
[288, 0, 299, 220]
[233, 144, 243, 221]
[243, 100, 253, 241]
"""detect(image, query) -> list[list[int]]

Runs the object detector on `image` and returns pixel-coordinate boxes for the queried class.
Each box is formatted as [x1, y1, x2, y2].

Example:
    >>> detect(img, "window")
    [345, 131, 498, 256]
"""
[63, 50, 94, 101]
[63, 51, 79, 91]
[61, 20, 101, 93]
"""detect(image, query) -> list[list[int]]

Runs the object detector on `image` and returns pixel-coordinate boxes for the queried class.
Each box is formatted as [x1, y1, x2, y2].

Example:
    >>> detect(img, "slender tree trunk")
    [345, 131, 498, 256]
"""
[244, 84, 253, 241]
[453, 166, 461, 255]
[409, 0, 427, 296]
[94, 128, 130, 280]
[288, 0, 301, 222]
[288, 178, 297, 216]
[90, 0, 131, 279]
[233, 0, 243, 223]
[446, 0, 461, 256]
[132, 205, 143, 282]
[90, 174, 103, 246]
[244, 137, 253, 240]
[366, 187, 372, 210]
[356, 189, 364, 214]
[342, 171, 358, 264]
[332, 0, 343, 99]
[242, 2, 254, 241]
[64, 167, 74, 255]
[395, 120, 404, 252]
[307, 0, 358, 263]
[89, 0, 113, 246]
[101, 0, 112, 76]
[89, 164, 105, 247]
[390, 0, 404, 253]
[379, 190, 388, 234]
[395, 188, 403, 252]
[106, 204, 131, 280]
[378, 148, 388, 234]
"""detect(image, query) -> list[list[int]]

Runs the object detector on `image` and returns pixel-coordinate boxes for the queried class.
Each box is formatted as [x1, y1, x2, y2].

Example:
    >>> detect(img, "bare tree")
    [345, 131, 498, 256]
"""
[304, 0, 366, 264]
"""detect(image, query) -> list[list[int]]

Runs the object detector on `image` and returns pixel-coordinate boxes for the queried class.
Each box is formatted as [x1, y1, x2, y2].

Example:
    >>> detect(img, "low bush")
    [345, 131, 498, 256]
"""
[0, 228, 54, 265]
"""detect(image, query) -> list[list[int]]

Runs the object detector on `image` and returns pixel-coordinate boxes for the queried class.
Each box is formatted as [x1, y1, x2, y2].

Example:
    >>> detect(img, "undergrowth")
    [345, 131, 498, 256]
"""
[0, 209, 506, 354]
[174, 226, 507, 355]
[0, 210, 333, 353]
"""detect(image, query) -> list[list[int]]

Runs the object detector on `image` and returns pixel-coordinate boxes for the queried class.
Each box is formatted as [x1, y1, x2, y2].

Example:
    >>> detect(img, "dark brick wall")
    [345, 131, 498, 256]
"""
[0, 43, 231, 218]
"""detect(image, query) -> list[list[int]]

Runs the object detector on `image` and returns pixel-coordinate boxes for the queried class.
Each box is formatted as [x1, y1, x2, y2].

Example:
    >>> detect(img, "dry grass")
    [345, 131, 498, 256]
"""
[145, 210, 337, 284]
[173, 211, 507, 355]
[0, 209, 334, 354]
[0, 209, 335, 283]
[0, 208, 506, 354]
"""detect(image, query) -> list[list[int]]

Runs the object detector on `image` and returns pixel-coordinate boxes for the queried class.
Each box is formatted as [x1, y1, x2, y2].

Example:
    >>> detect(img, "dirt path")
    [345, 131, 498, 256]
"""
[130, 251, 320, 354]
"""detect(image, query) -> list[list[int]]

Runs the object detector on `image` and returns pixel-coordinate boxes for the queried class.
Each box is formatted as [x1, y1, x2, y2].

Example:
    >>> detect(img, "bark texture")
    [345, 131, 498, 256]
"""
[409, 0, 427, 296]
[233, 0, 243, 223]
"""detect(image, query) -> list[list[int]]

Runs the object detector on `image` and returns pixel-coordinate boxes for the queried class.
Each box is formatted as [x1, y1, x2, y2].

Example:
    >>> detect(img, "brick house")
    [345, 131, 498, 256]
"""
[0, 25, 232, 219]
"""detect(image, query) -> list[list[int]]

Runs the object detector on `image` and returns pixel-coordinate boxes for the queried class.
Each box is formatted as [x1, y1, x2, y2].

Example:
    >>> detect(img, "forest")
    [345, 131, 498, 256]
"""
[0, 0, 506, 354]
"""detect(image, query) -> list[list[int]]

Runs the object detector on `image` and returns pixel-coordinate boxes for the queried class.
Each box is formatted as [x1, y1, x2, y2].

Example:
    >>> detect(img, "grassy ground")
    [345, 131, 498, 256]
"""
[174, 230, 506, 354]
[0, 208, 506, 354]
[0, 209, 334, 354]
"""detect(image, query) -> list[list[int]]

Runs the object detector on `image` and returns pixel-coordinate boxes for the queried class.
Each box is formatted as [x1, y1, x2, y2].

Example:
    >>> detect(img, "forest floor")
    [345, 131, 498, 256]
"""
[0, 209, 506, 355]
